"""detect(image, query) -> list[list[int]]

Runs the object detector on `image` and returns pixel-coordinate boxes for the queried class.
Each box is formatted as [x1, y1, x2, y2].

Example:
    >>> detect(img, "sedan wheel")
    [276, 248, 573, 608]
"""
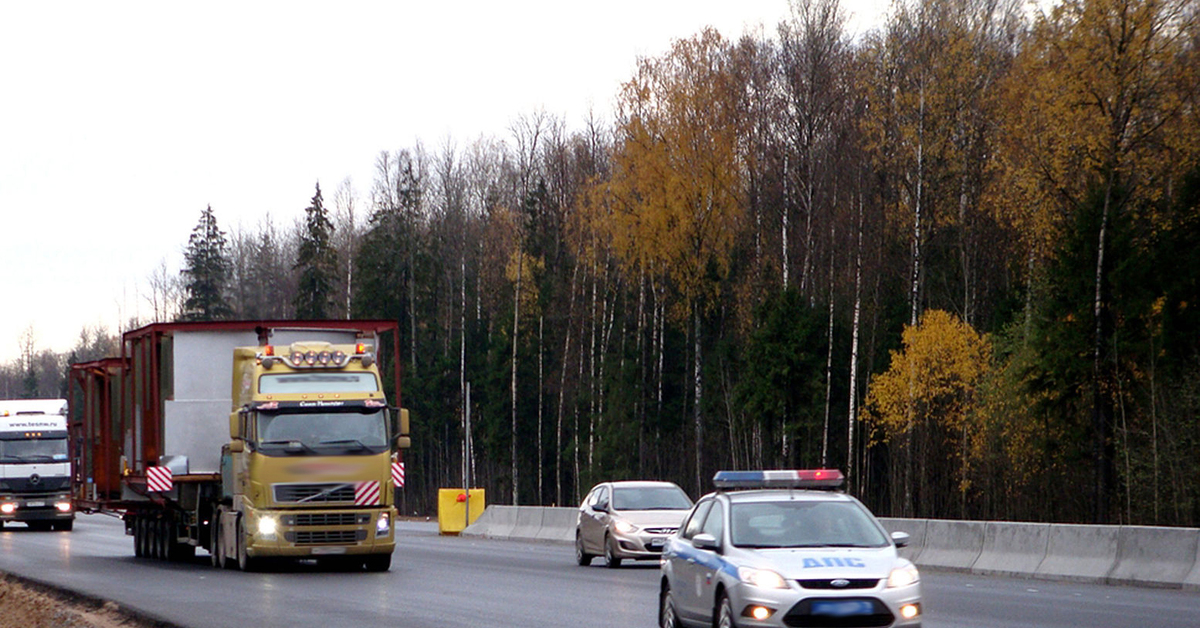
[660, 589, 679, 628]
[575, 531, 593, 566]
[717, 594, 738, 628]
[604, 534, 622, 568]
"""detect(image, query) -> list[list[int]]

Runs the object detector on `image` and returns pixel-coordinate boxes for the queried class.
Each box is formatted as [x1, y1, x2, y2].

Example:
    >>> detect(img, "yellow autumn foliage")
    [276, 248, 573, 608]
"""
[863, 309, 992, 441]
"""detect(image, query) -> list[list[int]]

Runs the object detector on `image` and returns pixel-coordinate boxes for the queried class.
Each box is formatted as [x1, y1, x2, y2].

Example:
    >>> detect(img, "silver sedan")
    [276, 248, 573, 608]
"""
[576, 480, 693, 568]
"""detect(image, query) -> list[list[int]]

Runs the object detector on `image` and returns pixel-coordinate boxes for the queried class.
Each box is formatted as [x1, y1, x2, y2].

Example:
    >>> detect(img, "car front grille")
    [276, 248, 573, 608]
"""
[798, 578, 881, 590]
[643, 527, 677, 535]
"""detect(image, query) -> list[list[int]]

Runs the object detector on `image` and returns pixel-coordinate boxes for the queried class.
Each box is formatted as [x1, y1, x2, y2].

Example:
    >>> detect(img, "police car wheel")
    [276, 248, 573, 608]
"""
[604, 534, 623, 568]
[659, 589, 679, 628]
[575, 532, 593, 566]
[716, 593, 738, 628]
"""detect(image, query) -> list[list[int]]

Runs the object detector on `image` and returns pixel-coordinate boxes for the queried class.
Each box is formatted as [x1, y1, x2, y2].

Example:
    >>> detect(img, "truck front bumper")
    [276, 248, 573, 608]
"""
[242, 506, 396, 558]
[0, 493, 74, 522]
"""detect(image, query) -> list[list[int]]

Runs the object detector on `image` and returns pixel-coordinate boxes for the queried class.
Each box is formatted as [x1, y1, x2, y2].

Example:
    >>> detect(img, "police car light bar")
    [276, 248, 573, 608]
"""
[712, 469, 845, 490]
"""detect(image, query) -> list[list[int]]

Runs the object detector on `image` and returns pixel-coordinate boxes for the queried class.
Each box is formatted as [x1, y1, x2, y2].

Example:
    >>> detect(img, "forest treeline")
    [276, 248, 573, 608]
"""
[5, 0, 1199, 525]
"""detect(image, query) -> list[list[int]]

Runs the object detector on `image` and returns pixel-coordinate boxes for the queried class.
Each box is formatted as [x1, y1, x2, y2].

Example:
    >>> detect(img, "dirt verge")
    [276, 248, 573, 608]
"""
[0, 573, 172, 628]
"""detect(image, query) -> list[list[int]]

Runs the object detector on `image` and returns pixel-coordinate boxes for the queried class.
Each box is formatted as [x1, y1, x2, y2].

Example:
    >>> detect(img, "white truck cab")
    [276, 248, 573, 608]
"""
[0, 399, 74, 531]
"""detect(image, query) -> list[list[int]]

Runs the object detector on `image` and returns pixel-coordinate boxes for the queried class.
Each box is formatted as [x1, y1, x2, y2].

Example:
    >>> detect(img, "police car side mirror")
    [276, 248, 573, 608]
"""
[891, 531, 910, 548]
[692, 533, 719, 551]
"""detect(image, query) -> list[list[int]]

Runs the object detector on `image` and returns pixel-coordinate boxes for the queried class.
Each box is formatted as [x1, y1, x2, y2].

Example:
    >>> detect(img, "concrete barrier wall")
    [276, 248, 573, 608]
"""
[1108, 525, 1200, 587]
[1035, 523, 1119, 583]
[972, 522, 1051, 577]
[459, 505, 1200, 589]
[916, 519, 985, 571]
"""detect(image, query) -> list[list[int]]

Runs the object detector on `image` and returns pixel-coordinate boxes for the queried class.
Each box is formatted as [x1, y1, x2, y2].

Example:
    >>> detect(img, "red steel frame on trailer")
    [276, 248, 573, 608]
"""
[68, 319, 402, 514]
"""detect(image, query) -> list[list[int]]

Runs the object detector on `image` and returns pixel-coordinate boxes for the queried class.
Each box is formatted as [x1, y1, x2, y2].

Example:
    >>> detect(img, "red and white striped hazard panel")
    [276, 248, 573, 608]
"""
[355, 481, 381, 506]
[392, 461, 405, 488]
[146, 466, 173, 493]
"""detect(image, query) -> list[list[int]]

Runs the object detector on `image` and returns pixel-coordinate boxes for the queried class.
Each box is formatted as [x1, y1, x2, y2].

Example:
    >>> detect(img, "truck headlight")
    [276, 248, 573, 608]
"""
[0, 503, 15, 514]
[887, 562, 920, 588]
[376, 512, 391, 537]
[55, 501, 72, 513]
[257, 516, 278, 539]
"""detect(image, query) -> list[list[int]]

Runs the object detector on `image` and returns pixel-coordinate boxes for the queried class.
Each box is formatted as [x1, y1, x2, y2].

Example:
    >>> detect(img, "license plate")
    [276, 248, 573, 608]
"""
[811, 600, 873, 617]
[648, 538, 665, 548]
[310, 547, 347, 555]
[26, 501, 45, 508]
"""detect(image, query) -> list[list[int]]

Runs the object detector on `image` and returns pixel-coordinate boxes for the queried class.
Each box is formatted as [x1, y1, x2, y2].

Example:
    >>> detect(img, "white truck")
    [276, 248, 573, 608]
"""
[0, 399, 74, 530]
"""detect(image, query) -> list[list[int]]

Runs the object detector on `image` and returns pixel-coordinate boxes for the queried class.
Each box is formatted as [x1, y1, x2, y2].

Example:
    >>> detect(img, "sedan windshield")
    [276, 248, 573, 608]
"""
[255, 410, 387, 455]
[612, 485, 693, 511]
[730, 500, 889, 549]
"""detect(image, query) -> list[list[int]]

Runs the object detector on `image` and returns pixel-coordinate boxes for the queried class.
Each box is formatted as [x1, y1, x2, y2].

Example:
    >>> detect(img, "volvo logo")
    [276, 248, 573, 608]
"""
[830, 578, 851, 588]
[29, 473, 41, 486]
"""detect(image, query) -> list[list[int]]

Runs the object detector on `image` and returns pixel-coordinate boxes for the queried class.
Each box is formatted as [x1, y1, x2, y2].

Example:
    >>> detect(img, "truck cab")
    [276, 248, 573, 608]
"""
[0, 399, 75, 531]
[214, 340, 406, 571]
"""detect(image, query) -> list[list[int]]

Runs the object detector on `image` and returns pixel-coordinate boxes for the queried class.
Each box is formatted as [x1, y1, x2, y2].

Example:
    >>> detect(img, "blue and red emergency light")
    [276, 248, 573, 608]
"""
[712, 469, 845, 490]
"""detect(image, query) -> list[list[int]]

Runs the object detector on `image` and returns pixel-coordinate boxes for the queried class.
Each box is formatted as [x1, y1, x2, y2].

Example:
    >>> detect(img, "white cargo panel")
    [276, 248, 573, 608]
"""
[162, 328, 370, 473]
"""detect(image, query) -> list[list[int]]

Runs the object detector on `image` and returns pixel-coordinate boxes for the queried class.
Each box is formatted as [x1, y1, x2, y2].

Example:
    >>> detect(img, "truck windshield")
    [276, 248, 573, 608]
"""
[0, 437, 69, 463]
[255, 409, 388, 455]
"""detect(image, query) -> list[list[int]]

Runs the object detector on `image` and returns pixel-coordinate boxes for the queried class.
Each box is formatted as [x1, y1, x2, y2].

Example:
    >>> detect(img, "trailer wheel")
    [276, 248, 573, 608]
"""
[134, 517, 146, 558]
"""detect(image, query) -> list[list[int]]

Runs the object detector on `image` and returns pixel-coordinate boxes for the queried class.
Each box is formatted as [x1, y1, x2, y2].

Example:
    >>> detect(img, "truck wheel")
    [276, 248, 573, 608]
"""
[364, 554, 392, 572]
[210, 518, 222, 567]
[236, 516, 261, 572]
[54, 520, 74, 532]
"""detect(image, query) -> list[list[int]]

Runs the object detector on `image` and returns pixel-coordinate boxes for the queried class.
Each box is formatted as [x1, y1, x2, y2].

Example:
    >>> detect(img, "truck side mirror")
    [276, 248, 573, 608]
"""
[394, 408, 411, 449]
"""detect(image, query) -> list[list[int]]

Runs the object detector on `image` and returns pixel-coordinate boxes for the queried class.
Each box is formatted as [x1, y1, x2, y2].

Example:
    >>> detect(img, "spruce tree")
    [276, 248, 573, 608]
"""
[293, 182, 338, 319]
[180, 205, 234, 321]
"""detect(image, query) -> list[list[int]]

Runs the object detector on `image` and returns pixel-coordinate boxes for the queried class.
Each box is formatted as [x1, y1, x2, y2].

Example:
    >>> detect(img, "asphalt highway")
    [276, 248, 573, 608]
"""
[1, 514, 1198, 627]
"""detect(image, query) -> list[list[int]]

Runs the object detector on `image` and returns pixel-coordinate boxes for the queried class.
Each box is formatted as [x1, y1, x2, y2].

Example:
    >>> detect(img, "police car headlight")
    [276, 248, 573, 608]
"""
[738, 566, 789, 589]
[887, 563, 920, 588]
[613, 519, 638, 534]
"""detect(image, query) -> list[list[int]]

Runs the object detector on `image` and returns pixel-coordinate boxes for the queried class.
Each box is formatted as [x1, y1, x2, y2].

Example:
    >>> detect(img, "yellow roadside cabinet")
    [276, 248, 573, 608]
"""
[438, 488, 485, 535]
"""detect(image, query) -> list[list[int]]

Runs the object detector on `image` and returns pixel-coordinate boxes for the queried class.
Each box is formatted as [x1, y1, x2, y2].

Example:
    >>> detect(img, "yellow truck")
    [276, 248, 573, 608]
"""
[69, 321, 409, 571]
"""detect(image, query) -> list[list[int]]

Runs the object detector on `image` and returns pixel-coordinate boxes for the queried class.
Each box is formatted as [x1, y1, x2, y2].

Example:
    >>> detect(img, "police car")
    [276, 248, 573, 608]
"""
[659, 470, 921, 628]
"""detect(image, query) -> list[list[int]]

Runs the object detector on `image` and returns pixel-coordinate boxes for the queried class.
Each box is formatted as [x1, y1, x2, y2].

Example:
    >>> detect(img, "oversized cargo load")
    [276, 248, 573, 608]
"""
[0, 398, 74, 530]
[69, 320, 409, 571]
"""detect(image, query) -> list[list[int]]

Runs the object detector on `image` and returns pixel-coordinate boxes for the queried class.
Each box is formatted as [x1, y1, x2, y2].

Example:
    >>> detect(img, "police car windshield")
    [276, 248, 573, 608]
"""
[612, 485, 693, 511]
[730, 500, 889, 549]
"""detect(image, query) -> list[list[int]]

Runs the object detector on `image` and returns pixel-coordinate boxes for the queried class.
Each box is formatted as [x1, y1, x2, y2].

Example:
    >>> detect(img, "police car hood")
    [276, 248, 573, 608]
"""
[750, 546, 898, 579]
[616, 509, 690, 528]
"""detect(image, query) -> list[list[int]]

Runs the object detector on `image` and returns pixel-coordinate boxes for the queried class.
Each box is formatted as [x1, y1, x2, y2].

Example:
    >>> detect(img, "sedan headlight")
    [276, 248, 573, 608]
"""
[887, 562, 920, 588]
[612, 519, 638, 534]
[738, 566, 789, 589]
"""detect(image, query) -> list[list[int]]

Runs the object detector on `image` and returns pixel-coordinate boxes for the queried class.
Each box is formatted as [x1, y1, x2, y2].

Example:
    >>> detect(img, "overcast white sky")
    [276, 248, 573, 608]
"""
[0, 0, 891, 364]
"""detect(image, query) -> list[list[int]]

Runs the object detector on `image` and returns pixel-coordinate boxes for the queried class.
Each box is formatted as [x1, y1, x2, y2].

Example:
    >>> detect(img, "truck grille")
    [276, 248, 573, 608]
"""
[287, 530, 366, 545]
[286, 513, 366, 527]
[273, 483, 356, 504]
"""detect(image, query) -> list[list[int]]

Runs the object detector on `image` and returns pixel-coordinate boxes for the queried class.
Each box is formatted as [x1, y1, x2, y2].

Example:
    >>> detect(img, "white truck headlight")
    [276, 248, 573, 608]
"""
[376, 512, 391, 536]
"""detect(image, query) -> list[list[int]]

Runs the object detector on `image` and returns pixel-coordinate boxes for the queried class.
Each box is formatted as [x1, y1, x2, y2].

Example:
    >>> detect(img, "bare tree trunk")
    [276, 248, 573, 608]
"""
[693, 309, 703, 493]
[1092, 177, 1114, 523]
[847, 194, 864, 494]
[511, 251, 522, 505]
[822, 220, 836, 467]
[537, 314, 544, 504]
[556, 265, 579, 507]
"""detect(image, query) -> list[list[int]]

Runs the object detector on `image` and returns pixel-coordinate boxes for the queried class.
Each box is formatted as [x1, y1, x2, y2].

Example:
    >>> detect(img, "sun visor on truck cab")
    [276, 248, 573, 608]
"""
[252, 399, 388, 412]
[0, 429, 68, 440]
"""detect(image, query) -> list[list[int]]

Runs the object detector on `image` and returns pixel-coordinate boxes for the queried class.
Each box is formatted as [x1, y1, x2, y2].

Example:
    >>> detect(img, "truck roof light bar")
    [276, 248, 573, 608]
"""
[712, 469, 845, 490]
